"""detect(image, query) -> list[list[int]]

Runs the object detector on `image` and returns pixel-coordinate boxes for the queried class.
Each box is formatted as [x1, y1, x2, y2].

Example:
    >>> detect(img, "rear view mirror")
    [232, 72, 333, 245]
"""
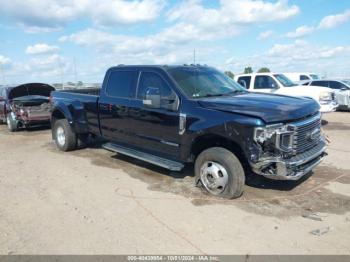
[143, 87, 160, 108]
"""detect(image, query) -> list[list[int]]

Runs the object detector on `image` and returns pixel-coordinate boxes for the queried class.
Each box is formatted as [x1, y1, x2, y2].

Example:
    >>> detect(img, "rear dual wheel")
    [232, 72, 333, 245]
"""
[53, 119, 77, 151]
[53, 119, 88, 151]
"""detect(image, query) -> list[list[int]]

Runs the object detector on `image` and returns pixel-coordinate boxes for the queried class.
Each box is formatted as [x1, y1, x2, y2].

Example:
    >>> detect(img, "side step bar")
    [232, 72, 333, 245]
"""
[102, 142, 184, 171]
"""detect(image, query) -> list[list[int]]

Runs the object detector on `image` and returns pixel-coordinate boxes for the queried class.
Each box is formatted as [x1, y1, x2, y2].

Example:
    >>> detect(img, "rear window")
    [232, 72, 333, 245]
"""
[106, 70, 137, 98]
[237, 76, 251, 89]
[300, 75, 310, 81]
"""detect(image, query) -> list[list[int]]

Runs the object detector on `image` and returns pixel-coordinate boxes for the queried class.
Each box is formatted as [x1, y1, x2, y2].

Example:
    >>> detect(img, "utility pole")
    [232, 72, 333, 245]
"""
[0, 63, 5, 85]
[73, 57, 77, 86]
[193, 49, 196, 64]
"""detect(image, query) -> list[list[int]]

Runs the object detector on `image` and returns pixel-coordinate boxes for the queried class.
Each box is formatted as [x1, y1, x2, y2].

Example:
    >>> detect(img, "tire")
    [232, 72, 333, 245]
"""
[195, 147, 245, 199]
[53, 119, 77, 151]
[6, 113, 18, 132]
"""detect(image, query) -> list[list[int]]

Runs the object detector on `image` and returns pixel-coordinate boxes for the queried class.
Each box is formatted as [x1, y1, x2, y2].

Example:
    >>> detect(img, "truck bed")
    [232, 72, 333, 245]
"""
[51, 88, 101, 135]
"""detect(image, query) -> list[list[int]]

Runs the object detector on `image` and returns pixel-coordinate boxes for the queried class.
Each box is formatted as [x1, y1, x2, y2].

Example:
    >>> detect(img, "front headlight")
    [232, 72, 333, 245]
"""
[319, 91, 332, 101]
[254, 124, 294, 152]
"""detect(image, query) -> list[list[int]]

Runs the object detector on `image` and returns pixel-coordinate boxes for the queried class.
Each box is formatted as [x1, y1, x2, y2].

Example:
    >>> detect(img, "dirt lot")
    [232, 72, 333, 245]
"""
[0, 112, 349, 255]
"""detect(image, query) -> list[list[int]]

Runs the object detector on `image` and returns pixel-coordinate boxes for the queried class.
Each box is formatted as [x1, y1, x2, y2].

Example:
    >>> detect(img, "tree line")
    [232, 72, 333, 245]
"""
[224, 66, 270, 79]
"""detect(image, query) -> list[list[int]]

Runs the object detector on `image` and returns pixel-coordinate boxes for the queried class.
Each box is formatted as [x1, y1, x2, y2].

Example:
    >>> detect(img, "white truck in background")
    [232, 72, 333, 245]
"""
[234, 73, 338, 113]
[283, 72, 320, 83]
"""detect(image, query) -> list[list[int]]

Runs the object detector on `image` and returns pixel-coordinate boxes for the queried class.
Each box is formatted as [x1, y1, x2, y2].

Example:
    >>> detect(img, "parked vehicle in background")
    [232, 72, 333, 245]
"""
[50, 65, 327, 199]
[234, 73, 337, 113]
[0, 83, 55, 131]
[302, 79, 350, 110]
[283, 73, 320, 83]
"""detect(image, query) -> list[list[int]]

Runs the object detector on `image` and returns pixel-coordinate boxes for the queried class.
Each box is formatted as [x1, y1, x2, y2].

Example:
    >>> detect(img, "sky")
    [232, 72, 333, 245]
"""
[0, 0, 349, 84]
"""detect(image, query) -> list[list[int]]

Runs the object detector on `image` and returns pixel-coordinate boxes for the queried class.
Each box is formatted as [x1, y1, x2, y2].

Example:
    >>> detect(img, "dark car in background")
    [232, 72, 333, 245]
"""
[0, 83, 55, 131]
[303, 80, 350, 110]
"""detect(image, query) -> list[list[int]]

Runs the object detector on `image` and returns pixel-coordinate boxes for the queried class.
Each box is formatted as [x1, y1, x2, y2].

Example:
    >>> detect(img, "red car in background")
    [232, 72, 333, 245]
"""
[0, 83, 55, 131]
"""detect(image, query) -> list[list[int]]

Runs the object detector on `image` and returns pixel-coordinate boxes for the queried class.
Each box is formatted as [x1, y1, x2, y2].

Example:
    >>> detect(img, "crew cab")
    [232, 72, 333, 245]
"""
[50, 65, 327, 198]
[234, 73, 338, 113]
[0, 83, 55, 131]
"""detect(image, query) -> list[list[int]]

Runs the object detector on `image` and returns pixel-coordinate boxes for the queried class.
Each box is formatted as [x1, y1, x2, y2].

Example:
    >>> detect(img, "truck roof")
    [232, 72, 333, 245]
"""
[108, 64, 210, 71]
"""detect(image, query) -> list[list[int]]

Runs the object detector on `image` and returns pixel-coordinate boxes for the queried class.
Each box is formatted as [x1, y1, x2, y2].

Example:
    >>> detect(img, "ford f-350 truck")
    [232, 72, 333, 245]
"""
[50, 65, 326, 198]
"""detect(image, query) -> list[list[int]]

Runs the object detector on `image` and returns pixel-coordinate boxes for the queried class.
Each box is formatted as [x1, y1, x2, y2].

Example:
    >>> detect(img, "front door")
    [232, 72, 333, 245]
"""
[253, 75, 279, 93]
[127, 71, 181, 160]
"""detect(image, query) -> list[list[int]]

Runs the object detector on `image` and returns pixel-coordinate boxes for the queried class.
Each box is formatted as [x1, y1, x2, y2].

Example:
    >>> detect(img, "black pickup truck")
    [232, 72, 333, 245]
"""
[50, 65, 326, 198]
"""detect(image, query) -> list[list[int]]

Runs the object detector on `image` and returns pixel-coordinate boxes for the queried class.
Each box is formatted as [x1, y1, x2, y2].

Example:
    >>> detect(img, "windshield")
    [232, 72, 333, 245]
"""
[167, 67, 246, 98]
[342, 80, 350, 86]
[310, 74, 319, 80]
[273, 74, 296, 87]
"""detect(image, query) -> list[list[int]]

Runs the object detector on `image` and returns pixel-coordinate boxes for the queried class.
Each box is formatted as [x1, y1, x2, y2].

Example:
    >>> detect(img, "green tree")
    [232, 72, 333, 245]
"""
[243, 66, 253, 74]
[224, 71, 235, 79]
[257, 67, 271, 73]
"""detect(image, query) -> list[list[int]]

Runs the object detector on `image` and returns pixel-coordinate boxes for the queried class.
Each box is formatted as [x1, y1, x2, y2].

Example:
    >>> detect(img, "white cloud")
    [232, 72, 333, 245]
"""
[318, 9, 350, 29]
[286, 25, 315, 38]
[286, 9, 350, 39]
[257, 30, 274, 40]
[0, 0, 165, 32]
[0, 55, 11, 65]
[90, 0, 165, 26]
[168, 0, 299, 24]
[26, 43, 60, 55]
[226, 40, 350, 77]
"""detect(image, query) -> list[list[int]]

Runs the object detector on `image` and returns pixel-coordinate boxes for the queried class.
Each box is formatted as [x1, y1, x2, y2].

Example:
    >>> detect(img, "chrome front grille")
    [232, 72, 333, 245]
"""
[291, 113, 322, 154]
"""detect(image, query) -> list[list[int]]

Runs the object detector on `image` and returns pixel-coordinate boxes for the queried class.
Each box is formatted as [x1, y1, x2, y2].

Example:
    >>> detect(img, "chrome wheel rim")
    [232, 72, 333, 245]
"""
[56, 126, 66, 146]
[200, 161, 229, 195]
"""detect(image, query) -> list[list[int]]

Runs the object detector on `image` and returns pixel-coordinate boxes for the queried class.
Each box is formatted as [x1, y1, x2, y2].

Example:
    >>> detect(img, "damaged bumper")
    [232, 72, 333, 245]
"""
[251, 140, 327, 180]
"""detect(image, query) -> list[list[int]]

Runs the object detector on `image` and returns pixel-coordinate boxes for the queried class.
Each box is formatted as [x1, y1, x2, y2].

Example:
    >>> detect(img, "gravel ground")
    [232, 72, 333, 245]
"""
[0, 112, 349, 255]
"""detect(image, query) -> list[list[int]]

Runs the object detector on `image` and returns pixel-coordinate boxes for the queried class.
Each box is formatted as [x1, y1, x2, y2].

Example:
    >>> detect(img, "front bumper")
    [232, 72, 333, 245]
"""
[251, 140, 327, 180]
[319, 101, 338, 113]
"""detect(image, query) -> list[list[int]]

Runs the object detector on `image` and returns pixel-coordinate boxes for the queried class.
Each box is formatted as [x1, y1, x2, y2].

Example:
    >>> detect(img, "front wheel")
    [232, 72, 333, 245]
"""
[53, 119, 77, 151]
[195, 147, 245, 199]
[7, 113, 18, 132]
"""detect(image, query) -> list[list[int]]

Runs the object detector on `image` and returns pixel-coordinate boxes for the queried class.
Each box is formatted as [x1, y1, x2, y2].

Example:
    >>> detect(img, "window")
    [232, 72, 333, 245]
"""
[237, 76, 251, 89]
[137, 72, 177, 110]
[300, 75, 310, 81]
[167, 67, 246, 98]
[329, 81, 346, 90]
[137, 72, 172, 99]
[254, 75, 278, 89]
[274, 74, 296, 87]
[106, 70, 137, 98]
[311, 81, 329, 87]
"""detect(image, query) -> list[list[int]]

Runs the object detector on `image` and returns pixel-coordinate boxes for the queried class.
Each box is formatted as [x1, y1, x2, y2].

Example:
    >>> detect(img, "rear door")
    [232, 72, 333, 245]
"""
[98, 68, 138, 143]
[127, 70, 181, 159]
[252, 75, 279, 93]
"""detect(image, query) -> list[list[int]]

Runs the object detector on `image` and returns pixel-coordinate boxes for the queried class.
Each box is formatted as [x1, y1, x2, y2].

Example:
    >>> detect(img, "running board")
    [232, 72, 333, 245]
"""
[102, 142, 184, 171]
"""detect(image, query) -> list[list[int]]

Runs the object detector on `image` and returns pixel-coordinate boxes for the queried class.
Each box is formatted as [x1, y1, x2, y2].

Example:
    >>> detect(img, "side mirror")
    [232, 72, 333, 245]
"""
[341, 87, 348, 91]
[143, 87, 160, 108]
[271, 83, 279, 89]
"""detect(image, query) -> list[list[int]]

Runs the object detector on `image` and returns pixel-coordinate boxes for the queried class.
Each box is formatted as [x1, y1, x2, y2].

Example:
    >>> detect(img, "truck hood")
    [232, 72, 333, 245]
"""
[276, 85, 333, 101]
[198, 92, 320, 123]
